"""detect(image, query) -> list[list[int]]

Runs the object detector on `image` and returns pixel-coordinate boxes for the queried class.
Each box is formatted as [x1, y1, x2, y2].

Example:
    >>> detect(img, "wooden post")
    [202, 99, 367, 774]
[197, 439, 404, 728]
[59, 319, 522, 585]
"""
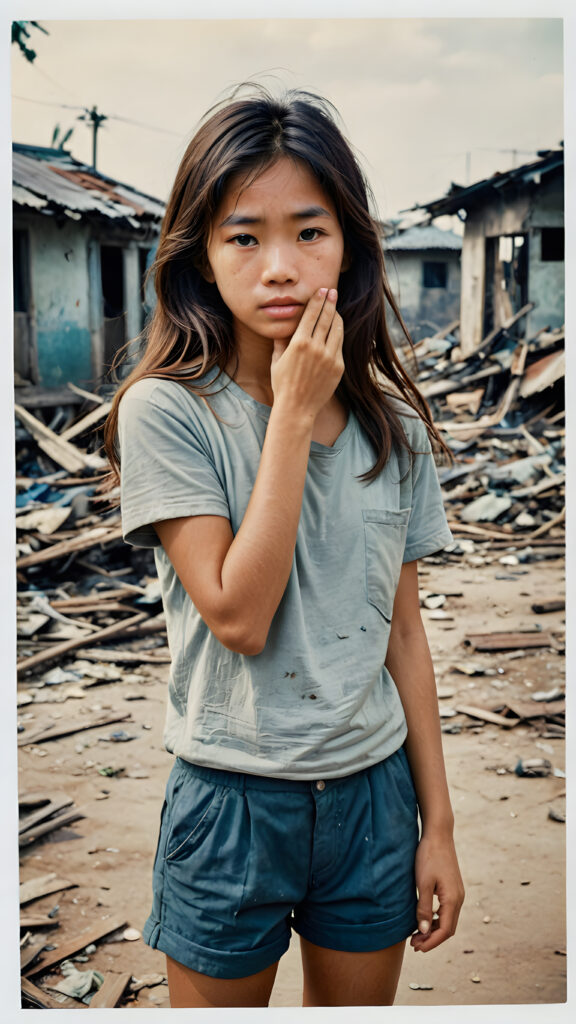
[88, 240, 105, 385]
[459, 218, 486, 356]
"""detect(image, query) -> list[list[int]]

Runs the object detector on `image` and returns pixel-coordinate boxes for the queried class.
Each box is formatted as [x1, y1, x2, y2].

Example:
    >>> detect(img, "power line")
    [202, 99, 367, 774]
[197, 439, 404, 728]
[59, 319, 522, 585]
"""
[13, 94, 183, 140]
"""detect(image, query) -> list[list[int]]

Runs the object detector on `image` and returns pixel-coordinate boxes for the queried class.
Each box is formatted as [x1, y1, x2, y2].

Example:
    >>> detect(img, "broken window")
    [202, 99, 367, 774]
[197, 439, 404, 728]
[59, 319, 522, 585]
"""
[100, 244, 126, 368]
[13, 229, 30, 313]
[13, 229, 36, 384]
[484, 234, 528, 337]
[541, 228, 564, 262]
[423, 261, 447, 288]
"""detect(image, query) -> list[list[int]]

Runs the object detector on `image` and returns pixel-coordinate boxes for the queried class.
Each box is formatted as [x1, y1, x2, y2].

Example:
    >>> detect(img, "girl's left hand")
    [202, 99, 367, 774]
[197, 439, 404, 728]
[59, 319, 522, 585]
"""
[410, 832, 465, 952]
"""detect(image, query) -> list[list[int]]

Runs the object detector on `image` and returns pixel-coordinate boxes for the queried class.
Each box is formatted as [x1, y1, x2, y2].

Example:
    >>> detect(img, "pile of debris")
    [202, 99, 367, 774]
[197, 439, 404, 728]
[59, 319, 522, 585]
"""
[16, 387, 167, 691]
[20, 864, 166, 1009]
[402, 307, 565, 552]
[15, 386, 171, 1008]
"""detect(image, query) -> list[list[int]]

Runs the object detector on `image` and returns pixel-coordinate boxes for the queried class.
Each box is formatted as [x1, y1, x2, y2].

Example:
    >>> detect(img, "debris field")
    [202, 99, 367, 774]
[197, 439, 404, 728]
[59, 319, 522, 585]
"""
[15, 313, 565, 1006]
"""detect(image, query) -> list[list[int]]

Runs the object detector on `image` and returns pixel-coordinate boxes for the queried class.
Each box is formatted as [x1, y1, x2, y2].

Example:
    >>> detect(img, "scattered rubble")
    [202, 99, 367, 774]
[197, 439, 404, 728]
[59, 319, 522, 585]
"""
[401, 318, 564, 554]
[15, 317, 565, 1006]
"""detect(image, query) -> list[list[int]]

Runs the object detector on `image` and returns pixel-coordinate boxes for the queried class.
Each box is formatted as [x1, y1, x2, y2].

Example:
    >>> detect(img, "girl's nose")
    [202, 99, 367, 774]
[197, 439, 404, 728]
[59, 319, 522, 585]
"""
[260, 246, 298, 285]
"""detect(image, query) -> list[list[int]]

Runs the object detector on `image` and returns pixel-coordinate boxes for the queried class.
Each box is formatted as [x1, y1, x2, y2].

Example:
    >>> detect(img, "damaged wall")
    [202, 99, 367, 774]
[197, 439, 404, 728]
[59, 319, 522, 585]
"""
[387, 249, 461, 343]
[526, 173, 565, 338]
[13, 144, 164, 398]
[459, 168, 564, 355]
[15, 215, 94, 389]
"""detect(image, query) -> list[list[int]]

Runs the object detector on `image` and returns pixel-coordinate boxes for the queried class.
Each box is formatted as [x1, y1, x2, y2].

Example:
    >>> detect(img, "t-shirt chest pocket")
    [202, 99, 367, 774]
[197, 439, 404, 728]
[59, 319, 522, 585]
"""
[362, 508, 411, 622]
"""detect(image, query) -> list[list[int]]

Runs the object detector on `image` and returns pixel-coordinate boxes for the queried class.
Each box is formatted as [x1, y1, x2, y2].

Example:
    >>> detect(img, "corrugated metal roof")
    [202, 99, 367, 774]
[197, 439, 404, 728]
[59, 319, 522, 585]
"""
[406, 148, 564, 219]
[12, 182, 48, 210]
[384, 224, 462, 251]
[12, 145, 165, 227]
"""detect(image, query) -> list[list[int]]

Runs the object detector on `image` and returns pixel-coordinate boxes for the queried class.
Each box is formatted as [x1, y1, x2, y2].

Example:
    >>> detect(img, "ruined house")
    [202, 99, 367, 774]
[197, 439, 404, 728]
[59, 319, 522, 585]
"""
[12, 143, 165, 404]
[410, 147, 564, 356]
[382, 223, 462, 343]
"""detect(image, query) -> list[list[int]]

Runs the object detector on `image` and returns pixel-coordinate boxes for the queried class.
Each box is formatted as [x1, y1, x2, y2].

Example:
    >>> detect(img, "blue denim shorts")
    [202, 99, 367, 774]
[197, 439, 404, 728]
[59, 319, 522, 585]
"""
[142, 747, 419, 979]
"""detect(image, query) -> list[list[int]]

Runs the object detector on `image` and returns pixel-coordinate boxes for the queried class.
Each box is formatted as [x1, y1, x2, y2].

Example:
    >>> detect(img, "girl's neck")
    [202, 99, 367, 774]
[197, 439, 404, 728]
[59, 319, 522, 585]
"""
[226, 336, 275, 407]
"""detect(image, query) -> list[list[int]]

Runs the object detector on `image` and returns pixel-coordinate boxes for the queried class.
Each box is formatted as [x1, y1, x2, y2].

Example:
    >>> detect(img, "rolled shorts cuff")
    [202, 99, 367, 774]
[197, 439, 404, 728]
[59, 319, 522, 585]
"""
[142, 914, 291, 980]
[293, 904, 418, 954]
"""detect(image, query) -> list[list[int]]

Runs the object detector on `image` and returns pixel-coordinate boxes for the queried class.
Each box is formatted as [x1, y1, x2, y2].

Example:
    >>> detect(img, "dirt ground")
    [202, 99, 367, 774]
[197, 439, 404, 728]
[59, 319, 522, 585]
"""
[17, 553, 566, 1009]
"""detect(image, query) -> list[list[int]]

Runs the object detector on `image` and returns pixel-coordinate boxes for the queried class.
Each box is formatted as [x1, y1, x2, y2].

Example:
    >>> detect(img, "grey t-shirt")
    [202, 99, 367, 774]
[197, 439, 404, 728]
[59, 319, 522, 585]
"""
[118, 370, 453, 779]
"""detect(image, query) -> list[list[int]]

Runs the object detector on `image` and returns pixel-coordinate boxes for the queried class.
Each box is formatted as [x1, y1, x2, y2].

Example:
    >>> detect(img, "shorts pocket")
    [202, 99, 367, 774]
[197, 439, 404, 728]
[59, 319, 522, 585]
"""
[164, 772, 225, 863]
[392, 747, 418, 808]
[363, 508, 411, 621]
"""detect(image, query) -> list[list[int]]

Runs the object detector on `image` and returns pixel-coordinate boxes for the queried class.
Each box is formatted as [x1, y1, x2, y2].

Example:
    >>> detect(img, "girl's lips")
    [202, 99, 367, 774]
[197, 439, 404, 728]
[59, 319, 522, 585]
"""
[260, 303, 303, 319]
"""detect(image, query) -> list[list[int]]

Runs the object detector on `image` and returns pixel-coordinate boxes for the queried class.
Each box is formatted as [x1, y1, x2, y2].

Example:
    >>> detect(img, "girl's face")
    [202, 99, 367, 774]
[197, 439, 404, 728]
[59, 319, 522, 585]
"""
[205, 157, 346, 350]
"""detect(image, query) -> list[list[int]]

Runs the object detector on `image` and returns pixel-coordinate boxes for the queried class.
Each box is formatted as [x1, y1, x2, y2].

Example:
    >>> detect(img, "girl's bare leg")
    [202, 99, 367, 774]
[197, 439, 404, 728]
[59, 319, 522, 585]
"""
[300, 935, 406, 1006]
[166, 954, 278, 1007]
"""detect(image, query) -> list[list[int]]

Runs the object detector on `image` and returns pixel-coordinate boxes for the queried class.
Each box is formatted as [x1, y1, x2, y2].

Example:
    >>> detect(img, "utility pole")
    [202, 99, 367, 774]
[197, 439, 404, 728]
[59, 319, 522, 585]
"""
[78, 105, 108, 169]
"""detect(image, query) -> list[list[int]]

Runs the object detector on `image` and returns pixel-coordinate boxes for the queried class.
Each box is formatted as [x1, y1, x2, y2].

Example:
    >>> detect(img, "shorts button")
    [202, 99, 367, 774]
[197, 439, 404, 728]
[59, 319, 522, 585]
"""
[315, 780, 326, 791]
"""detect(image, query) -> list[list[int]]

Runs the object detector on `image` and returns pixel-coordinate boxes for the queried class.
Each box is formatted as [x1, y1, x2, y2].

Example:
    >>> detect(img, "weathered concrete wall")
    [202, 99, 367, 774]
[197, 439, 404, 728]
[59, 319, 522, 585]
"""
[526, 227, 565, 337]
[386, 250, 461, 342]
[458, 170, 564, 350]
[526, 174, 564, 336]
[30, 217, 94, 388]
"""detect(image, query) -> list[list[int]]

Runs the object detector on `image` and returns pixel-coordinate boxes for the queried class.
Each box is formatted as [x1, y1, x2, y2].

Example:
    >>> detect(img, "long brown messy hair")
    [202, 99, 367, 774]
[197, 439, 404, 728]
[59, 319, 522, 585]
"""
[104, 85, 451, 484]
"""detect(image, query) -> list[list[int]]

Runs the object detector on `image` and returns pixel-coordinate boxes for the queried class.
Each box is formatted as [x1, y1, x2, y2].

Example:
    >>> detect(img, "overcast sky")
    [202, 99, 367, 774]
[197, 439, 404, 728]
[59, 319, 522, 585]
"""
[11, 16, 564, 227]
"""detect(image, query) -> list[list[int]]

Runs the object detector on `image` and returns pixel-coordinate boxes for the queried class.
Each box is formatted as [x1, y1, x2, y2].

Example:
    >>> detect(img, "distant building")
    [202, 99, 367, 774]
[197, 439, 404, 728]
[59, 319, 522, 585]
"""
[383, 224, 462, 343]
[409, 147, 564, 355]
[12, 143, 165, 403]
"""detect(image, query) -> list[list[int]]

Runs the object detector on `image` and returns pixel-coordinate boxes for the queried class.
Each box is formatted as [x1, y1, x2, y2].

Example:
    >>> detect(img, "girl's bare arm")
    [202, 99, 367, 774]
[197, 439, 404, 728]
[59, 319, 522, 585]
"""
[384, 560, 465, 951]
[154, 288, 344, 656]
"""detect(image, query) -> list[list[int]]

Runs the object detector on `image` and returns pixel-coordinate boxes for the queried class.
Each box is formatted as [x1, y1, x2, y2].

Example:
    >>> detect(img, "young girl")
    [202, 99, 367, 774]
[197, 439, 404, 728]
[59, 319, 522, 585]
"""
[104, 86, 464, 1008]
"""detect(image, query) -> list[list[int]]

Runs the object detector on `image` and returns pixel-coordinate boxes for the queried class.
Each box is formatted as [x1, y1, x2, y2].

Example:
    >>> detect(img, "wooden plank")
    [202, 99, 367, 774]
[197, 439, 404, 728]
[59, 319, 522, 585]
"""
[454, 704, 519, 728]
[16, 524, 124, 570]
[473, 302, 535, 357]
[19, 795, 74, 834]
[421, 364, 502, 399]
[17, 611, 147, 673]
[47, 601, 136, 616]
[60, 400, 113, 442]
[21, 945, 49, 972]
[446, 520, 517, 541]
[21, 977, 85, 1010]
[66, 381, 106, 405]
[18, 709, 132, 746]
[432, 318, 460, 339]
[510, 473, 566, 499]
[20, 873, 77, 905]
[14, 403, 105, 473]
[20, 914, 60, 929]
[52, 588, 139, 608]
[24, 915, 127, 977]
[531, 598, 565, 614]
[89, 972, 133, 1009]
[528, 507, 566, 539]
[502, 698, 565, 721]
[459, 223, 486, 356]
[464, 630, 553, 651]
[437, 345, 528, 440]
[74, 647, 171, 664]
[19, 809, 85, 847]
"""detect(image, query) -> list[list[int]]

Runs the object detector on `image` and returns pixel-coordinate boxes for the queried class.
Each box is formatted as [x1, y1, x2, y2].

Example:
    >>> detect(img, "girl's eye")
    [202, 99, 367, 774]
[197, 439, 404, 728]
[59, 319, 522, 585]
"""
[299, 228, 321, 241]
[231, 234, 257, 247]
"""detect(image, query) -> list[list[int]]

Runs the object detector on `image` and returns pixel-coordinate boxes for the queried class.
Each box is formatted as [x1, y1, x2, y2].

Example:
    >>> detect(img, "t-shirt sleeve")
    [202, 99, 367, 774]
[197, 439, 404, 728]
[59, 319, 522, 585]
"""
[117, 384, 230, 548]
[402, 418, 454, 563]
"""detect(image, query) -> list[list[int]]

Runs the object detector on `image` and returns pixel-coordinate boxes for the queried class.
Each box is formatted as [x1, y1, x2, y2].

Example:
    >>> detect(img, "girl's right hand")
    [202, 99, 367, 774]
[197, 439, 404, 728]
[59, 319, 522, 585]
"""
[270, 288, 344, 420]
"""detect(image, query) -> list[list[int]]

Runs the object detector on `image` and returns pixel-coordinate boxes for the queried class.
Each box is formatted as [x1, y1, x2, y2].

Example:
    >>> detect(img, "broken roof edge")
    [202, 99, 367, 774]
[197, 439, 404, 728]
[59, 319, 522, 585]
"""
[12, 142, 166, 219]
[404, 147, 564, 219]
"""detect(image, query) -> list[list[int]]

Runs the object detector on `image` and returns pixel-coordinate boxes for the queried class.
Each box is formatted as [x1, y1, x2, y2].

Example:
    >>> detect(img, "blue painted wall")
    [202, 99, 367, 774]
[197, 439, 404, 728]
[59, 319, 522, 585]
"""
[30, 217, 95, 388]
